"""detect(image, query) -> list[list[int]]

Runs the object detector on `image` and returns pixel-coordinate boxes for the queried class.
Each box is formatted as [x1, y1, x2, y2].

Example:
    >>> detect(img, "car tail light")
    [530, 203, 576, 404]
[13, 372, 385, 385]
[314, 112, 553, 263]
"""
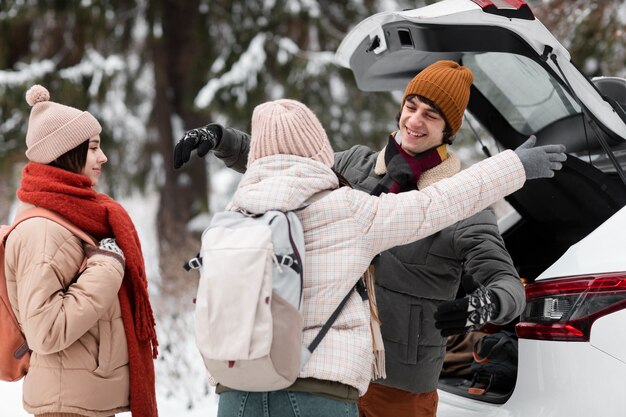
[516, 273, 626, 341]
[470, 0, 535, 20]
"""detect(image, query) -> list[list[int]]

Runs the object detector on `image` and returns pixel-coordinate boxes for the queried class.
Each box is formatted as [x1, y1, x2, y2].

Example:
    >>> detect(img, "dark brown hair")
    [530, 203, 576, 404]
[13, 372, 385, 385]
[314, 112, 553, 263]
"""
[49, 139, 90, 174]
[396, 94, 454, 144]
[333, 169, 353, 188]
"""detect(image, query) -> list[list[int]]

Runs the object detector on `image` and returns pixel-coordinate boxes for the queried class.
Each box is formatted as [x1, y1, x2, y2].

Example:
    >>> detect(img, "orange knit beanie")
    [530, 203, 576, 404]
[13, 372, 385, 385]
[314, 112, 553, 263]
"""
[401, 60, 474, 135]
[25, 85, 102, 164]
[248, 99, 334, 167]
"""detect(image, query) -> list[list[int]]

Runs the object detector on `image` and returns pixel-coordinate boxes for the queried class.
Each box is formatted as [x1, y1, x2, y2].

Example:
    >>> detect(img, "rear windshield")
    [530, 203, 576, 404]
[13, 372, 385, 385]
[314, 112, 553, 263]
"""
[464, 53, 581, 135]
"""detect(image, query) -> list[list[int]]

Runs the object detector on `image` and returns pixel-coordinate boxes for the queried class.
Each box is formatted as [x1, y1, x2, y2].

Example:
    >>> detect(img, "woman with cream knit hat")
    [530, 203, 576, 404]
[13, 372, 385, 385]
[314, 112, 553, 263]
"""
[4, 85, 158, 417]
[212, 98, 564, 417]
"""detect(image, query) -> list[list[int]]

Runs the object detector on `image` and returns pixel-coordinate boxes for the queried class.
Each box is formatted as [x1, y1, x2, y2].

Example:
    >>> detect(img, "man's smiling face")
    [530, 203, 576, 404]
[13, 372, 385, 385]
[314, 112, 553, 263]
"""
[398, 95, 446, 156]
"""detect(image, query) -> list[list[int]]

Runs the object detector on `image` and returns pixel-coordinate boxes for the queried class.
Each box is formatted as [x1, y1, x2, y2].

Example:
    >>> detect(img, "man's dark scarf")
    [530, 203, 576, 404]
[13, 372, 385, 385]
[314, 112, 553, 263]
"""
[371, 134, 447, 196]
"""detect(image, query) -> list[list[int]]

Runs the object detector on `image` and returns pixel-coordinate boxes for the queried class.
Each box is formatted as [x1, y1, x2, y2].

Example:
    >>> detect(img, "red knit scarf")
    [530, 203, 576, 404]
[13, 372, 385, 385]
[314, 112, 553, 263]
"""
[17, 162, 159, 417]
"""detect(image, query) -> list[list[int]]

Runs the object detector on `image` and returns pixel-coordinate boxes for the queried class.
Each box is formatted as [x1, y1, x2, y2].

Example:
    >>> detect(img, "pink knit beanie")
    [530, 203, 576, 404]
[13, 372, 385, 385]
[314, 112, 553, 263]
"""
[247, 99, 334, 167]
[24, 85, 102, 164]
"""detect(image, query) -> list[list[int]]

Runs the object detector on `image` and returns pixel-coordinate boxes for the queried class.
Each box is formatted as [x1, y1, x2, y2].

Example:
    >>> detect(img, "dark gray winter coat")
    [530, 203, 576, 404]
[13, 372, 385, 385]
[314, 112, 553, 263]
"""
[211, 126, 525, 393]
[335, 144, 525, 393]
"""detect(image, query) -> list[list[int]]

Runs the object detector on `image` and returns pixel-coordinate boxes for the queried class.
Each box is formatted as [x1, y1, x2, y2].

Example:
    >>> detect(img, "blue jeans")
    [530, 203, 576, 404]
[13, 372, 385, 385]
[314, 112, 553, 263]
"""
[217, 390, 358, 417]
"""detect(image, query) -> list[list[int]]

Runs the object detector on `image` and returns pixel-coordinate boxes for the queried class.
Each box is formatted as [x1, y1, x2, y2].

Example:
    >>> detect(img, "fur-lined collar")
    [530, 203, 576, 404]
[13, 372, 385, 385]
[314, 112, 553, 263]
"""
[374, 146, 462, 189]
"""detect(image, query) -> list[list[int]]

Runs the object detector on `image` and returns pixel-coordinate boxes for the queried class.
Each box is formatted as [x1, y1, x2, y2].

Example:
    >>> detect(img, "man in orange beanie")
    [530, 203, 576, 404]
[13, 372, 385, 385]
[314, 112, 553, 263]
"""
[174, 61, 552, 416]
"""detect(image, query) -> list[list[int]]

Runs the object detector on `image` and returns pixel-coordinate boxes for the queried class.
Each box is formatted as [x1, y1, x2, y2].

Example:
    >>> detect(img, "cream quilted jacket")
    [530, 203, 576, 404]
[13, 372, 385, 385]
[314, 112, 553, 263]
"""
[229, 150, 525, 395]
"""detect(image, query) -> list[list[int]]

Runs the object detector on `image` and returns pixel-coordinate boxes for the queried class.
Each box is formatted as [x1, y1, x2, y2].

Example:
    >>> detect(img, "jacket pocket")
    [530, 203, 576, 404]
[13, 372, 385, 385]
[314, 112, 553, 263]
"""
[94, 320, 112, 377]
[405, 304, 422, 365]
[377, 288, 423, 365]
[94, 316, 128, 377]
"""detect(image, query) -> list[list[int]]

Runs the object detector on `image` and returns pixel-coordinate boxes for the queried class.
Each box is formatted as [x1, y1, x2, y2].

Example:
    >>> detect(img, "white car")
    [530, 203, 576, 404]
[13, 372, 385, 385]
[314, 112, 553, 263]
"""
[336, 1, 626, 416]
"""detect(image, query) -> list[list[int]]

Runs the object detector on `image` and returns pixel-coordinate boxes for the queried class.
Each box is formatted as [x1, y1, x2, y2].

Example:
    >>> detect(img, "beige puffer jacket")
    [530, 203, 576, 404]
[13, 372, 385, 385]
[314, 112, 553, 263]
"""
[4, 203, 130, 417]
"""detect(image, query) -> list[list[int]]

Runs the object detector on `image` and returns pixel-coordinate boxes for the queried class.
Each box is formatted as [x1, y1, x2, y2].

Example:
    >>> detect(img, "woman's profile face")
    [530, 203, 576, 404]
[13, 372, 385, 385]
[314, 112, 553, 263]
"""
[82, 135, 108, 186]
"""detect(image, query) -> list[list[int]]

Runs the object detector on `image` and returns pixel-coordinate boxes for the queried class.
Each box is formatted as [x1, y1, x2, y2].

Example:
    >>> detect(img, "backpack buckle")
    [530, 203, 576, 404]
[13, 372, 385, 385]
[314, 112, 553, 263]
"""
[276, 254, 302, 274]
[278, 254, 294, 268]
[184, 256, 203, 271]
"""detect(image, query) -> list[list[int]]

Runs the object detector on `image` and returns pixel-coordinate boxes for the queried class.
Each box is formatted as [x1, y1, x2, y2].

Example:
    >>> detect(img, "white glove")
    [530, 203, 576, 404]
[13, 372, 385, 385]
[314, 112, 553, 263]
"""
[84, 238, 125, 268]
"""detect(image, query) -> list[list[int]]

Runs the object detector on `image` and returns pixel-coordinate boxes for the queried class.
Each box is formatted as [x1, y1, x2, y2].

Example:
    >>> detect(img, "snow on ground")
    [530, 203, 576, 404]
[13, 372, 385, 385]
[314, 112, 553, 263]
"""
[0, 379, 219, 416]
[0, 380, 29, 417]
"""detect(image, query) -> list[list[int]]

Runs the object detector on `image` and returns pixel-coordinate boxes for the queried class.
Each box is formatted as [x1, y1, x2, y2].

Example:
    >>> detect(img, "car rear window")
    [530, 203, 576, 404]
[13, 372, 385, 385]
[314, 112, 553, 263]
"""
[464, 53, 581, 135]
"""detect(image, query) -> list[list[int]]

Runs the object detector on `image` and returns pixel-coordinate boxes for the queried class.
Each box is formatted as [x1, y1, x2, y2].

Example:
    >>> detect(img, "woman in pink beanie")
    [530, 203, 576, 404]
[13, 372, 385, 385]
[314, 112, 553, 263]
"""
[4, 85, 158, 417]
[209, 98, 564, 417]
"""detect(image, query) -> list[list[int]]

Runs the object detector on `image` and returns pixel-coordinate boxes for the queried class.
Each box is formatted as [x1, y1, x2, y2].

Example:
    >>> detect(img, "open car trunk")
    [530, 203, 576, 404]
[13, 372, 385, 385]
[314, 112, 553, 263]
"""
[336, 0, 626, 283]
[335, 0, 626, 404]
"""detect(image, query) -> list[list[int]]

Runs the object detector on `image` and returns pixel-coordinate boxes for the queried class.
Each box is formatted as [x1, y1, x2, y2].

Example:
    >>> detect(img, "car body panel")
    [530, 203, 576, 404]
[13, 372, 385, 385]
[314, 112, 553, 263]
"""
[438, 339, 626, 417]
[501, 339, 626, 417]
[589, 308, 626, 364]
[538, 205, 626, 279]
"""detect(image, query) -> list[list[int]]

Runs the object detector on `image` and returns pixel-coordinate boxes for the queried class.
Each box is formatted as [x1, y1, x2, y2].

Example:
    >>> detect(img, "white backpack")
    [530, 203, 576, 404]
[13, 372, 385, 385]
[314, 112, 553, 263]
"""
[186, 208, 357, 391]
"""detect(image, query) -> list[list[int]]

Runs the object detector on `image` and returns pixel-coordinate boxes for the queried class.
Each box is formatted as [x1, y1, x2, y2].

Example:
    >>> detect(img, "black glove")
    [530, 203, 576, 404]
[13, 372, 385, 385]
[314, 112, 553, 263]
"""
[173, 124, 221, 169]
[434, 275, 500, 337]
[514, 135, 567, 180]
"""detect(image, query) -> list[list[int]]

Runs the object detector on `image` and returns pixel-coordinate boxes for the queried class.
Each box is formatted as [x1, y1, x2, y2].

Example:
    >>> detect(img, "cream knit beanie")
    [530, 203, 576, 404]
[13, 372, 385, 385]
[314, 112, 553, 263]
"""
[24, 85, 102, 164]
[247, 99, 334, 167]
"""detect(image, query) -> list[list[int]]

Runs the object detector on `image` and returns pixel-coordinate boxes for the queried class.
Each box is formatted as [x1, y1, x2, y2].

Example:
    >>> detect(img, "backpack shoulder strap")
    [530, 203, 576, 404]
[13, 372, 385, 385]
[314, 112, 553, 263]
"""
[305, 279, 366, 355]
[11, 208, 96, 245]
[5, 208, 97, 280]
